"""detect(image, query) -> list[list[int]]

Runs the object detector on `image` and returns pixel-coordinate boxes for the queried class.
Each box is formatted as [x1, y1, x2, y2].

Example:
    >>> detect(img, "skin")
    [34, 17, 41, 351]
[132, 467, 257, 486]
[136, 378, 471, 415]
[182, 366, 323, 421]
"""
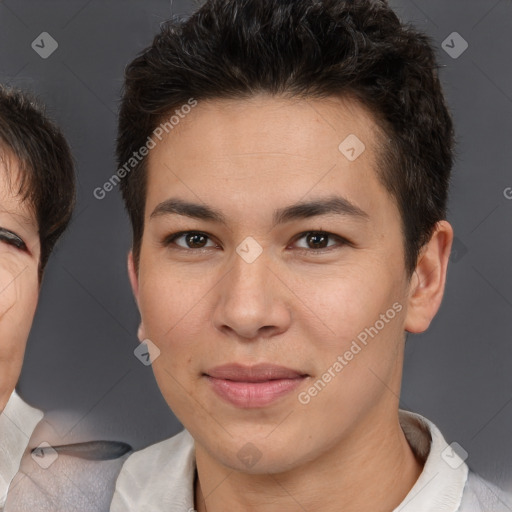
[128, 94, 453, 512]
[0, 153, 41, 413]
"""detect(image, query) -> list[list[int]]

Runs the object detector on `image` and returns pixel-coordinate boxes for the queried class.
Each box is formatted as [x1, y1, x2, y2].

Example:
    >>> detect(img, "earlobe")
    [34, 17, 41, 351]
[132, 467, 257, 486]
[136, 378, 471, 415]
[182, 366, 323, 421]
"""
[137, 322, 147, 342]
[404, 221, 454, 334]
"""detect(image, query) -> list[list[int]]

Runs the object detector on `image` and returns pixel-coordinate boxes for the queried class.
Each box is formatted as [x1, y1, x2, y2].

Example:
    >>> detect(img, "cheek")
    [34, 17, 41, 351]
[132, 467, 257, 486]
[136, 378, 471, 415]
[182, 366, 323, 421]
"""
[296, 261, 407, 401]
[300, 261, 400, 336]
[0, 264, 18, 316]
[137, 262, 206, 350]
[0, 261, 38, 324]
[0, 265, 39, 401]
[137, 267, 206, 418]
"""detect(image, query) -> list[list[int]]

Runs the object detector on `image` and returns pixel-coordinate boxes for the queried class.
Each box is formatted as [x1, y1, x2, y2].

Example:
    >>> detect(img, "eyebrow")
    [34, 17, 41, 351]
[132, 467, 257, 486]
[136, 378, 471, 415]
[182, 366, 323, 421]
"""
[150, 195, 369, 228]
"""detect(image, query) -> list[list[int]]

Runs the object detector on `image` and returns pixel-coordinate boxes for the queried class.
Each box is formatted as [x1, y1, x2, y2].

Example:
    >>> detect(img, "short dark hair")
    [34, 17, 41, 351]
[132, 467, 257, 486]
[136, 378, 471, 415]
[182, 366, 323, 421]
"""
[117, 0, 455, 277]
[0, 85, 76, 280]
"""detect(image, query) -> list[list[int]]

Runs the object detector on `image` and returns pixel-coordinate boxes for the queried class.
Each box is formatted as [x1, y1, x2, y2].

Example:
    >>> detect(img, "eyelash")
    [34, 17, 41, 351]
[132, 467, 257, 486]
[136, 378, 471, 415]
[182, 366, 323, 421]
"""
[161, 230, 350, 254]
[0, 228, 27, 251]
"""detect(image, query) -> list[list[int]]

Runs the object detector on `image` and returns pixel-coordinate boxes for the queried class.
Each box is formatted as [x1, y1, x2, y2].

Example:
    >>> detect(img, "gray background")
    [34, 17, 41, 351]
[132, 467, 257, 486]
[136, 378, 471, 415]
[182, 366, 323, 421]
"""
[1, 0, 511, 490]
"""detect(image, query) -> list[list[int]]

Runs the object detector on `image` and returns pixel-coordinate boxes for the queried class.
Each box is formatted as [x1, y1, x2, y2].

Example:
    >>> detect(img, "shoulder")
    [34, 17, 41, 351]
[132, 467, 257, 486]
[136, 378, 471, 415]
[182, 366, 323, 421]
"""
[459, 470, 512, 512]
[5, 441, 131, 512]
[4, 408, 132, 512]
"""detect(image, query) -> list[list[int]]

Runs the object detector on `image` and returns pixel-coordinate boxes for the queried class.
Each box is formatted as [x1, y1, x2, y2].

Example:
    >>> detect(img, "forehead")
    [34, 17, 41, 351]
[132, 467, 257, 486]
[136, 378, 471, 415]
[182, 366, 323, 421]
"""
[144, 94, 395, 226]
[0, 149, 37, 230]
[154, 94, 380, 156]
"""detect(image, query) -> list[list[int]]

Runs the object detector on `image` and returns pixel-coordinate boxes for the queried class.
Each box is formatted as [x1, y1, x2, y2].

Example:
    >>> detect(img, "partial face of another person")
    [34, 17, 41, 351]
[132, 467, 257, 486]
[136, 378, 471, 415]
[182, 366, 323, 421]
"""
[128, 94, 452, 473]
[0, 154, 40, 411]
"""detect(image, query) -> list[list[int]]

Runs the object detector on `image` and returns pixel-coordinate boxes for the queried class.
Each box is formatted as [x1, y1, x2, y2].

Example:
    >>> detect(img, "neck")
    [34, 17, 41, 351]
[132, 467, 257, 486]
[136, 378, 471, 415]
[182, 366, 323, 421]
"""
[194, 408, 423, 512]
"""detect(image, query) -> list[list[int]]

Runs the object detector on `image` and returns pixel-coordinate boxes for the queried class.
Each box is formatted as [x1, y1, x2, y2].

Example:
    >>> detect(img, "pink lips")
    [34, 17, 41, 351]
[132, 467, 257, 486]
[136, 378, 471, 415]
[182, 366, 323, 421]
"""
[204, 364, 308, 408]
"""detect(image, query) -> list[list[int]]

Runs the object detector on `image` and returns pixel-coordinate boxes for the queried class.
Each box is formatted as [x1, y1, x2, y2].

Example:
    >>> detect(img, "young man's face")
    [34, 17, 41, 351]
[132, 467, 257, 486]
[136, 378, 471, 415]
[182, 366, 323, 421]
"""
[0, 156, 40, 411]
[129, 95, 452, 473]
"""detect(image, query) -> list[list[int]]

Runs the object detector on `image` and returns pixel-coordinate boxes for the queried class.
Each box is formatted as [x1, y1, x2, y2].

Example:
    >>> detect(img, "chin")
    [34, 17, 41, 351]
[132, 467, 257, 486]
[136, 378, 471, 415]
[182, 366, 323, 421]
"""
[202, 431, 308, 475]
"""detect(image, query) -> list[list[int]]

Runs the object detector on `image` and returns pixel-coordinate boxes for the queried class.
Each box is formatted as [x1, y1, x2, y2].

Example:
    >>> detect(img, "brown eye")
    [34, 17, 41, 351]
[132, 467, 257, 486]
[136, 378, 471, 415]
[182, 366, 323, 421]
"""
[293, 231, 347, 252]
[305, 232, 329, 249]
[163, 231, 216, 250]
[184, 233, 208, 248]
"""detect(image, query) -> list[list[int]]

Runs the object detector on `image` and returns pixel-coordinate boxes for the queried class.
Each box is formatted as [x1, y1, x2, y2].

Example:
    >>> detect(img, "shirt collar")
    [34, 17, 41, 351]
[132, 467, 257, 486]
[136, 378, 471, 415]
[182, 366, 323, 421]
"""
[0, 390, 44, 507]
[394, 409, 468, 512]
[111, 409, 469, 511]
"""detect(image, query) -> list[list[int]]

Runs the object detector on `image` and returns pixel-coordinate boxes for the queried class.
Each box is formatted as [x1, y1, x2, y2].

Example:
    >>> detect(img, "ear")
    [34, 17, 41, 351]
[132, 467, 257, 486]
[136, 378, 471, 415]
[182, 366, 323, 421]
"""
[404, 220, 454, 334]
[127, 250, 139, 303]
[127, 251, 147, 342]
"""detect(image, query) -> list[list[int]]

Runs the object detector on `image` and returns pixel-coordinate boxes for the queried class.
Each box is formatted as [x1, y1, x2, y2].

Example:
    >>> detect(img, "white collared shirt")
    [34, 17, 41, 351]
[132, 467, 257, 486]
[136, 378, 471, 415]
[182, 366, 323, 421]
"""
[0, 390, 43, 509]
[111, 409, 512, 511]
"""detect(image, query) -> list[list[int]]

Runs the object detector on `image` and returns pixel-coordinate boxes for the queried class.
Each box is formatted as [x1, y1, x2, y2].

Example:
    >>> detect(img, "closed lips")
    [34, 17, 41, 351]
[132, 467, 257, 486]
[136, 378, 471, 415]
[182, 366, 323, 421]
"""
[204, 364, 308, 382]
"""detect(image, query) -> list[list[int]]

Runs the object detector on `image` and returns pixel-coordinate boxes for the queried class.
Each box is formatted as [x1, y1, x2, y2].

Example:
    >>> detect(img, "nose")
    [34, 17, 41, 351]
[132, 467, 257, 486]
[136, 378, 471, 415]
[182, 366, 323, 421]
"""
[212, 247, 292, 341]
